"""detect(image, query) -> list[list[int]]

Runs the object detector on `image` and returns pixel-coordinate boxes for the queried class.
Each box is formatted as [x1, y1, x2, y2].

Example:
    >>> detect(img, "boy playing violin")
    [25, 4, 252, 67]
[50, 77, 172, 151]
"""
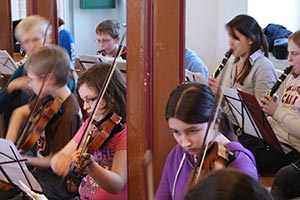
[5, 45, 82, 199]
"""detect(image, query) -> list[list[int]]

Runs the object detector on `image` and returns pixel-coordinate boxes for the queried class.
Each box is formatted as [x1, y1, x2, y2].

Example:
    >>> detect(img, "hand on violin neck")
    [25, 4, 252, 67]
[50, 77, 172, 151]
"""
[72, 148, 94, 175]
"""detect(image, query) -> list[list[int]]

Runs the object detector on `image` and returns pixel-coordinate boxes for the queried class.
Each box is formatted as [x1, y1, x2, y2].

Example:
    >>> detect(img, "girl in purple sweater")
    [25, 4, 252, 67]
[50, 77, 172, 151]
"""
[155, 83, 258, 200]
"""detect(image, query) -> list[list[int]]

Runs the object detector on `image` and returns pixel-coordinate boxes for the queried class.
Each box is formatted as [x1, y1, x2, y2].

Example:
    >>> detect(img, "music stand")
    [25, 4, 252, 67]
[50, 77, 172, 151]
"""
[77, 54, 127, 75]
[223, 87, 283, 154]
[0, 139, 43, 196]
[0, 50, 17, 75]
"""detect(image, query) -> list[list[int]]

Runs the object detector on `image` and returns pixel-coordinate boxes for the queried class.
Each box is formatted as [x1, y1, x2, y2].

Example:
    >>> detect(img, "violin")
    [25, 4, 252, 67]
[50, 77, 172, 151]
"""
[16, 97, 62, 153]
[187, 142, 235, 189]
[200, 142, 235, 175]
[66, 112, 123, 193]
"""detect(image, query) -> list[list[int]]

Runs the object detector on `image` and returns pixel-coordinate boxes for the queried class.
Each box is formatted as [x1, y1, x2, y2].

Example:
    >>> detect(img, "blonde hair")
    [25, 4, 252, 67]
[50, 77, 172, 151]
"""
[15, 15, 52, 42]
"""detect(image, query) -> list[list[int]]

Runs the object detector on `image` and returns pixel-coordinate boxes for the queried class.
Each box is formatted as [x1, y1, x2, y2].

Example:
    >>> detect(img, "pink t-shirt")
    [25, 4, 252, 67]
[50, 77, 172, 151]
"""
[73, 120, 128, 200]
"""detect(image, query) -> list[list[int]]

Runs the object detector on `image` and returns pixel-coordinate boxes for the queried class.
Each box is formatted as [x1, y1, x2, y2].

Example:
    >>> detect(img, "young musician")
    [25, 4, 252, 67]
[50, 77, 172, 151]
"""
[95, 19, 126, 60]
[0, 15, 76, 133]
[5, 45, 82, 199]
[208, 14, 279, 175]
[208, 14, 277, 99]
[261, 31, 300, 196]
[50, 63, 127, 200]
[154, 83, 257, 200]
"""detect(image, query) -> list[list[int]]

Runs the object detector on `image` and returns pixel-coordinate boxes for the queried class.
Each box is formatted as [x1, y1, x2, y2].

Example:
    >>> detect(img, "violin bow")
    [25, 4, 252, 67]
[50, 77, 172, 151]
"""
[16, 2, 56, 148]
[76, 32, 127, 151]
[189, 49, 232, 188]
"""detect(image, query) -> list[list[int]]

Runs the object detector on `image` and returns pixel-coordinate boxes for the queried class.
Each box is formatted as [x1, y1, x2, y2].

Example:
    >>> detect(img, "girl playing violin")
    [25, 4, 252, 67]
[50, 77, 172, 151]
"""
[155, 83, 257, 200]
[5, 45, 82, 199]
[50, 63, 127, 200]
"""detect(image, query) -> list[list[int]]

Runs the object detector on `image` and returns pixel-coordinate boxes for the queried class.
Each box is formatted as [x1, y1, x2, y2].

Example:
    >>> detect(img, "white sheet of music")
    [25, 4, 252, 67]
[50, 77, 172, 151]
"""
[77, 54, 126, 73]
[0, 138, 43, 193]
[0, 50, 17, 75]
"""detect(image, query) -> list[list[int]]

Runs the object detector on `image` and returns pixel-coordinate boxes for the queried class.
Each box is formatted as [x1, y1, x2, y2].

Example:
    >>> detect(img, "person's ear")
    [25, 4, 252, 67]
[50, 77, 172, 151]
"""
[114, 36, 121, 44]
[248, 35, 256, 45]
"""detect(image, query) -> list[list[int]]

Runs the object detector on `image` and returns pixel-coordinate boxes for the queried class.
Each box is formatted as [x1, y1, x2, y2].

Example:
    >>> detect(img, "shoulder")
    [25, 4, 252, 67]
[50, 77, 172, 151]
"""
[60, 94, 82, 120]
[10, 65, 25, 79]
[226, 141, 258, 179]
[251, 51, 274, 70]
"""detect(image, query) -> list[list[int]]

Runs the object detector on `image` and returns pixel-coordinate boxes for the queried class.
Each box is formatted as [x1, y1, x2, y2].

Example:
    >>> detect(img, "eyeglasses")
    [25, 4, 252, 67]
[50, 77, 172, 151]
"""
[94, 38, 113, 44]
[83, 96, 98, 105]
[17, 36, 44, 46]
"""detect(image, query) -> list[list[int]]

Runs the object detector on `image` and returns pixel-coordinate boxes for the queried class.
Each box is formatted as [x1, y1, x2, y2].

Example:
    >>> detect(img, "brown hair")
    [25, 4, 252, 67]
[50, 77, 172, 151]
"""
[288, 30, 300, 46]
[77, 63, 126, 122]
[185, 169, 272, 200]
[95, 19, 120, 39]
[25, 44, 71, 87]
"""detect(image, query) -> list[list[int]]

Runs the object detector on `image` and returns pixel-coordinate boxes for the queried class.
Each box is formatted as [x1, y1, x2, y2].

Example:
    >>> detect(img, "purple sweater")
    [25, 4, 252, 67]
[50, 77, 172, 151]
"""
[154, 142, 258, 200]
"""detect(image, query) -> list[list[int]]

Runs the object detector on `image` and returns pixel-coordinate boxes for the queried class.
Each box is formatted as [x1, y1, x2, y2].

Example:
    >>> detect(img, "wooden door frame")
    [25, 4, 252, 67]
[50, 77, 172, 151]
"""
[0, 0, 13, 56]
[127, 0, 185, 199]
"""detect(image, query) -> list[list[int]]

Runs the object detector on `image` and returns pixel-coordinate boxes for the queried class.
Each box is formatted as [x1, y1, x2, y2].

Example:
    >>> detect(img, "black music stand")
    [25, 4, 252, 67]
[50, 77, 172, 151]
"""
[0, 139, 44, 199]
[223, 87, 283, 154]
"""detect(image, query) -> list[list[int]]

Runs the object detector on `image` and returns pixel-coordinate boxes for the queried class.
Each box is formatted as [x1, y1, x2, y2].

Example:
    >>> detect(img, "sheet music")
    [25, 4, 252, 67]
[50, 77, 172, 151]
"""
[0, 139, 42, 193]
[0, 50, 17, 75]
[77, 54, 126, 73]
[222, 87, 262, 138]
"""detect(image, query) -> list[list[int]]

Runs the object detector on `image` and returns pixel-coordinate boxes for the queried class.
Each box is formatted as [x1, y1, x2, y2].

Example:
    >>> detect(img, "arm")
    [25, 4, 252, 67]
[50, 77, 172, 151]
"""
[253, 59, 277, 99]
[50, 139, 78, 177]
[272, 105, 300, 140]
[0, 67, 25, 113]
[260, 94, 300, 140]
[86, 150, 127, 194]
[5, 104, 31, 142]
[24, 154, 52, 168]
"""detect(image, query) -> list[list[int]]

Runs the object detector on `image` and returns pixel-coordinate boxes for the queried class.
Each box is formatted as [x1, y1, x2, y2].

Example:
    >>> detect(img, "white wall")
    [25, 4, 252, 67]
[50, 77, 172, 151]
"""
[248, 0, 300, 32]
[185, 0, 247, 75]
[186, 0, 300, 75]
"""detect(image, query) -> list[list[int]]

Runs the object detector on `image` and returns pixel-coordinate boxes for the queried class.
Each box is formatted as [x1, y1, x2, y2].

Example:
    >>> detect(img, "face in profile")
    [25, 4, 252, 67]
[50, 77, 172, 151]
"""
[228, 29, 252, 58]
[288, 39, 300, 75]
[78, 82, 107, 122]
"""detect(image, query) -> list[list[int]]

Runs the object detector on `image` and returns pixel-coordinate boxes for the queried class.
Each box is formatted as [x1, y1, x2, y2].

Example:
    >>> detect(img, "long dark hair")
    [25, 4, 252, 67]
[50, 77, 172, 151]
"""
[77, 63, 126, 123]
[226, 14, 269, 85]
[165, 83, 235, 140]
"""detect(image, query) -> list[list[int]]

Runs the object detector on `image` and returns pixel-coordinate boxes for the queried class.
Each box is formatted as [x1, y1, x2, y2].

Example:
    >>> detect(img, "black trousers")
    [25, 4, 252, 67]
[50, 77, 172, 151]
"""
[271, 160, 300, 200]
[238, 134, 300, 174]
